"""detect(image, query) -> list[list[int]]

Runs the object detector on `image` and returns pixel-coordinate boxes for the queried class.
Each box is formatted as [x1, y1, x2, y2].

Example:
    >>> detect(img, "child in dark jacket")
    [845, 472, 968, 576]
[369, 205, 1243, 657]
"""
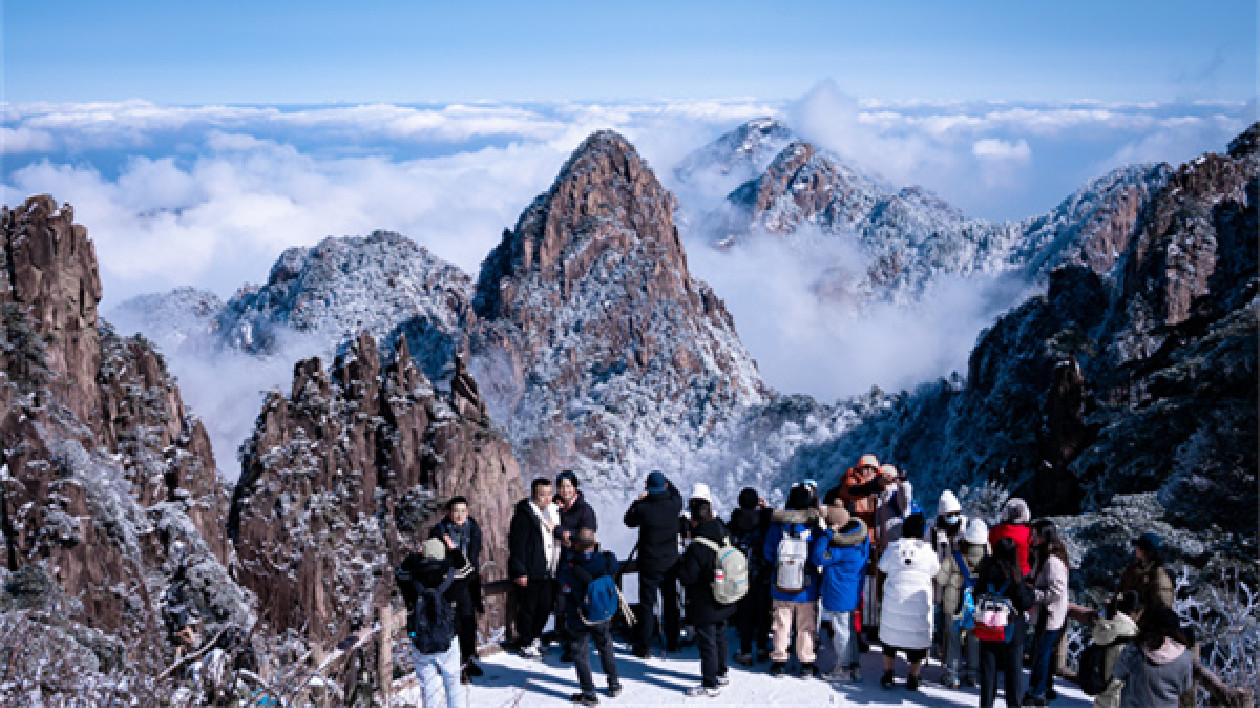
[677, 496, 736, 697]
[556, 529, 622, 706]
[396, 539, 473, 708]
[812, 505, 869, 683]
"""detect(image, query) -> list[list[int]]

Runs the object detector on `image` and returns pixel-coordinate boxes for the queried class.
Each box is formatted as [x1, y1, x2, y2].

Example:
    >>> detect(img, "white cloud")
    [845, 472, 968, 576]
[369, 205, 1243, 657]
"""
[683, 229, 1032, 400]
[1, 125, 56, 153]
[972, 138, 1032, 161]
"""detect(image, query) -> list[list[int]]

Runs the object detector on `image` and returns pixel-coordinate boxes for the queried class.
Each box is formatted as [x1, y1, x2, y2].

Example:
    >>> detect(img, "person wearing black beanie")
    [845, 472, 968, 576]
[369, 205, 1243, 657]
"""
[739, 487, 760, 510]
[729, 486, 773, 664]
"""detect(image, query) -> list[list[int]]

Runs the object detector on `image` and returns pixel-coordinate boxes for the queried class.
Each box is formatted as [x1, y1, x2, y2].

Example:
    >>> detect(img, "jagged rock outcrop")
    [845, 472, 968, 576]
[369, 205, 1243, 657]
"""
[0, 196, 249, 702]
[802, 125, 1258, 543]
[0, 196, 103, 425]
[471, 130, 765, 478]
[229, 332, 522, 649]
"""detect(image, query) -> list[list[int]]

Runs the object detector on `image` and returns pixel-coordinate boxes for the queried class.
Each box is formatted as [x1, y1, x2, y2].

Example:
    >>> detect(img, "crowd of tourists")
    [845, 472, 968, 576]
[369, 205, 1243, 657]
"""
[393, 456, 1221, 708]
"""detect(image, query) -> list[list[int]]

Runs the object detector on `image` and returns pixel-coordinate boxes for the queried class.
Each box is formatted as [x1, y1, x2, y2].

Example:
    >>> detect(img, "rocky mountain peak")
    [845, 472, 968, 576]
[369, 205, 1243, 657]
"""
[229, 329, 522, 648]
[475, 129, 689, 320]
[471, 130, 764, 476]
[0, 196, 249, 701]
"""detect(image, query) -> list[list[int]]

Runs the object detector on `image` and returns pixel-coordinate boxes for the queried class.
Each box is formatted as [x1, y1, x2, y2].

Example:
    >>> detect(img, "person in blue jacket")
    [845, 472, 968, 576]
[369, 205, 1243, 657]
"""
[813, 504, 870, 683]
[762, 483, 824, 678]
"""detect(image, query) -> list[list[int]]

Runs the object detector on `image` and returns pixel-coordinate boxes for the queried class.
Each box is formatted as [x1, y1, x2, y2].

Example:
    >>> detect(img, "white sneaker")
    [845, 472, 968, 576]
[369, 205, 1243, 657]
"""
[716, 674, 730, 687]
[686, 685, 721, 697]
[519, 639, 543, 660]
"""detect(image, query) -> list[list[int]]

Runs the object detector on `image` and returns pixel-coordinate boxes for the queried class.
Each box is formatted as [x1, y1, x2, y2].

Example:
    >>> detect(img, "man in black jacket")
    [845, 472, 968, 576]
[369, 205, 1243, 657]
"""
[677, 494, 736, 697]
[623, 470, 683, 657]
[553, 470, 597, 662]
[507, 478, 561, 659]
[428, 496, 485, 679]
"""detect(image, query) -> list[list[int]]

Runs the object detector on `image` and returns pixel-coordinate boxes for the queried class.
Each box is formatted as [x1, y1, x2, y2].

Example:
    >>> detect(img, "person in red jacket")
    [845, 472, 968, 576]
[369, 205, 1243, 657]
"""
[988, 498, 1032, 578]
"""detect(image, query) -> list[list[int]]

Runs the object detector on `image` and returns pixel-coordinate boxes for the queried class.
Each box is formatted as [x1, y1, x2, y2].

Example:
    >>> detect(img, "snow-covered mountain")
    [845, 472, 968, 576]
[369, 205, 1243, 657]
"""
[113, 232, 476, 378]
[671, 116, 795, 199]
[677, 120, 1172, 312]
[216, 231, 476, 381]
[8, 123, 1256, 705]
[469, 130, 767, 481]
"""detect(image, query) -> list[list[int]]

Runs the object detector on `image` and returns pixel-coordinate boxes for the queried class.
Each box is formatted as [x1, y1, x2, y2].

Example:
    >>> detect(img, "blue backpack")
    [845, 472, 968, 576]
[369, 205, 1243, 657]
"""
[571, 552, 621, 625]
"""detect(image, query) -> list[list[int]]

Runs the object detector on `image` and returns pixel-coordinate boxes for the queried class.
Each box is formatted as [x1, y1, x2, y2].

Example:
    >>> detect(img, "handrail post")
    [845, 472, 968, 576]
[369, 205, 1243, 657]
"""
[377, 605, 393, 702]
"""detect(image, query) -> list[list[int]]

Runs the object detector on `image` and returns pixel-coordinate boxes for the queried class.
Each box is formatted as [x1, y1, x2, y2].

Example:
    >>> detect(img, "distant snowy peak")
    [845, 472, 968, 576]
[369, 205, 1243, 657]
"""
[473, 129, 766, 475]
[720, 139, 1020, 305]
[109, 286, 224, 355]
[217, 230, 475, 378]
[714, 136, 1177, 311]
[729, 140, 895, 234]
[673, 116, 796, 185]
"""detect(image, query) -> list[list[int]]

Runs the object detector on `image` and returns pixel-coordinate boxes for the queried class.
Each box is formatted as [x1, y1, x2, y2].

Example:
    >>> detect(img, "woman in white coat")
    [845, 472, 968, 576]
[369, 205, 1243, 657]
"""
[878, 513, 939, 690]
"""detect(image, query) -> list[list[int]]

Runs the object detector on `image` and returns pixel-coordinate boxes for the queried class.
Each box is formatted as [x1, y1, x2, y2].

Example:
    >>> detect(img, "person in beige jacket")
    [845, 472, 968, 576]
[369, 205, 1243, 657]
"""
[1025, 520, 1070, 706]
[1092, 591, 1141, 708]
[935, 518, 989, 688]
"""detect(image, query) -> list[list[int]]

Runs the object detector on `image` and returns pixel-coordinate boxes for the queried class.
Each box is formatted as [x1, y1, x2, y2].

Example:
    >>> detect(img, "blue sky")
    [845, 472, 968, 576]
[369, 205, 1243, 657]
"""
[5, 1, 1256, 103]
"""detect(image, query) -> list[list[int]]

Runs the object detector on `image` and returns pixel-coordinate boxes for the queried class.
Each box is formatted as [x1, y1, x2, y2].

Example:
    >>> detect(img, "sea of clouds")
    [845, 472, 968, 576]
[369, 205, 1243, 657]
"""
[2, 84, 1251, 432]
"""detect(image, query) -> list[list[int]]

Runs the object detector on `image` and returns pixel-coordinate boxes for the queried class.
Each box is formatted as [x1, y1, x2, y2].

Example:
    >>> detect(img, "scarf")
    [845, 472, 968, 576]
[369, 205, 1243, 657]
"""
[530, 500, 560, 575]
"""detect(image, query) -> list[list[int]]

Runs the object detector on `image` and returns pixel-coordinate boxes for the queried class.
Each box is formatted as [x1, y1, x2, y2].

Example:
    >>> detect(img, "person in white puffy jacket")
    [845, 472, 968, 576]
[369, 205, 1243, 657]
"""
[877, 513, 939, 691]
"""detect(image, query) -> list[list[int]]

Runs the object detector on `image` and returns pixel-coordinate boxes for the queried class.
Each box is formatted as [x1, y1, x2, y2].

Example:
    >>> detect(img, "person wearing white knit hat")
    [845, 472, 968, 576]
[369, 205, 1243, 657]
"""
[926, 490, 970, 684]
[690, 483, 713, 505]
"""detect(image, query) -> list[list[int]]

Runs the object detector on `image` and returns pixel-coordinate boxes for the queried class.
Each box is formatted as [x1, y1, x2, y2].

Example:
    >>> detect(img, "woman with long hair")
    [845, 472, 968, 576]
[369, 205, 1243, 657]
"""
[975, 537, 1035, 708]
[1024, 519, 1070, 706]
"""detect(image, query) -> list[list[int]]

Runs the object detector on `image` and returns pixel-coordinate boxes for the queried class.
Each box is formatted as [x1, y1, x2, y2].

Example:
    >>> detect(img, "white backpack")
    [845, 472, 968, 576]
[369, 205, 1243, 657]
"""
[774, 528, 810, 594]
[693, 537, 750, 605]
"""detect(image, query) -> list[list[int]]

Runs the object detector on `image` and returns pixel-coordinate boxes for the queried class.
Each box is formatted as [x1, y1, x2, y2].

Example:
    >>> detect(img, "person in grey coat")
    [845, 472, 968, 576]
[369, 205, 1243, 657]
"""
[1112, 606, 1194, 708]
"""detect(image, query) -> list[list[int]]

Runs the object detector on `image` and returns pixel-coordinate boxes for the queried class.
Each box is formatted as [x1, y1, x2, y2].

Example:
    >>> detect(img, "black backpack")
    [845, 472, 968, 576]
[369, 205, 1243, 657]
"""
[398, 566, 457, 654]
[1077, 640, 1115, 695]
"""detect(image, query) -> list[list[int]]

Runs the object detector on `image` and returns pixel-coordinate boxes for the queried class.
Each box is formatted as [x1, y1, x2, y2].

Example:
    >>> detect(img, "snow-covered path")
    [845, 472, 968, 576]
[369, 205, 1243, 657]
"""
[395, 633, 1094, 707]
